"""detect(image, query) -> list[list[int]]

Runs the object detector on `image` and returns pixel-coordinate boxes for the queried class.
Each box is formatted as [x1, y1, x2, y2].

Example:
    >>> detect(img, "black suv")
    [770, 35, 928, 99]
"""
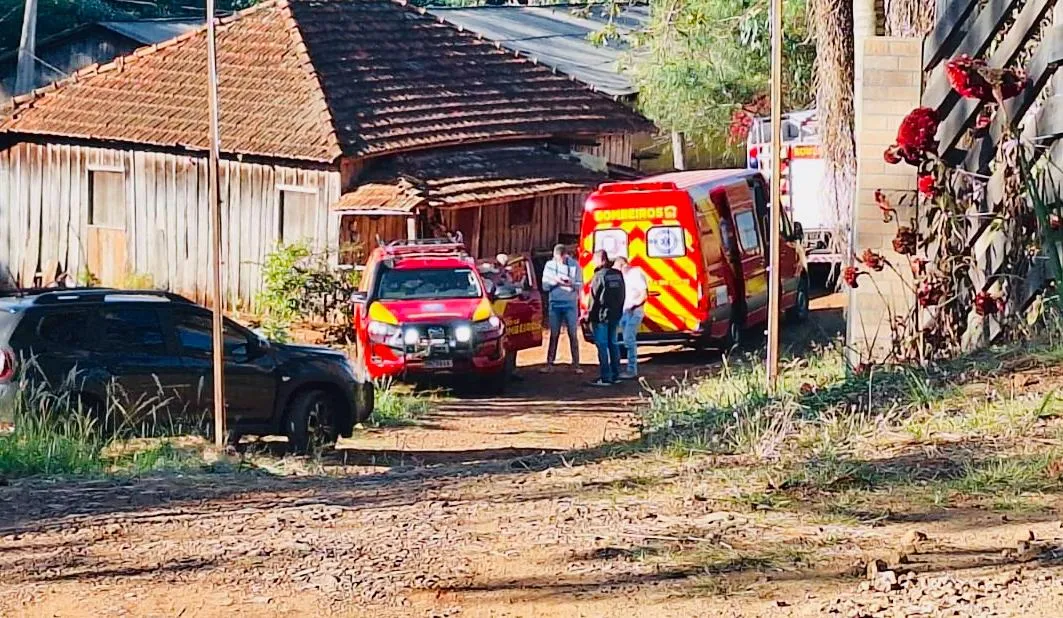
[0, 288, 373, 453]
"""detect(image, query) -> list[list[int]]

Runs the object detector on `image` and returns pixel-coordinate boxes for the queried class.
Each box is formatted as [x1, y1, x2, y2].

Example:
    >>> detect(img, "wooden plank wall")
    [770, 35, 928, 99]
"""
[0, 141, 341, 308]
[575, 133, 635, 167]
[443, 192, 586, 259]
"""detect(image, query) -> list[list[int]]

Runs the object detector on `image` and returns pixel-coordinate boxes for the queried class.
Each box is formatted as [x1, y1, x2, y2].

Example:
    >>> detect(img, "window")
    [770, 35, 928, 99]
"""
[507, 199, 534, 227]
[734, 212, 761, 254]
[97, 307, 166, 355]
[173, 311, 252, 362]
[36, 310, 93, 348]
[89, 170, 126, 228]
[646, 226, 686, 258]
[593, 229, 628, 260]
[375, 267, 483, 301]
[279, 189, 317, 244]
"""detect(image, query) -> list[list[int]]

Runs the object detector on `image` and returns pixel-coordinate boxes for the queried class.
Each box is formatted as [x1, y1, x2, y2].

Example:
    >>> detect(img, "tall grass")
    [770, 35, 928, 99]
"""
[369, 378, 433, 427]
[0, 380, 107, 477]
[0, 368, 212, 479]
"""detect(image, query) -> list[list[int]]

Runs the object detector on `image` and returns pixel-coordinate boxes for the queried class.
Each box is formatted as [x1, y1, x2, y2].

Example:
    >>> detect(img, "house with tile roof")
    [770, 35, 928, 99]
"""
[0, 0, 652, 305]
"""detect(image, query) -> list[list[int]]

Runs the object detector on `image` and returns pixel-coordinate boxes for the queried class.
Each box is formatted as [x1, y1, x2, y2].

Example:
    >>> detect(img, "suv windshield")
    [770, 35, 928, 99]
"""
[376, 267, 483, 301]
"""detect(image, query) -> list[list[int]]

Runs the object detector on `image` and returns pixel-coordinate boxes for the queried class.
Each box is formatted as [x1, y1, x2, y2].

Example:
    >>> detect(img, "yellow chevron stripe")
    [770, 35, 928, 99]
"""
[473, 297, 494, 321]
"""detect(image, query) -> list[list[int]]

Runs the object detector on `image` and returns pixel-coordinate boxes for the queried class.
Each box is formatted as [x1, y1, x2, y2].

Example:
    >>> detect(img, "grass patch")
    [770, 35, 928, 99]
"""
[951, 454, 1061, 497]
[0, 373, 220, 479]
[370, 378, 433, 427]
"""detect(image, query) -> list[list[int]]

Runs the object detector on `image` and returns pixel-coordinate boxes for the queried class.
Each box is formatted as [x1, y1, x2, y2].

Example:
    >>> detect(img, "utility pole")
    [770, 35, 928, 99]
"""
[206, 0, 226, 447]
[765, 0, 783, 390]
[14, 0, 37, 96]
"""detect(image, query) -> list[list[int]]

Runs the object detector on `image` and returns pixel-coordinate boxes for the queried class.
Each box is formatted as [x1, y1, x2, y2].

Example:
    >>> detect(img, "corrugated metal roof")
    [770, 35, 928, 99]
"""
[97, 19, 203, 45]
[432, 4, 647, 97]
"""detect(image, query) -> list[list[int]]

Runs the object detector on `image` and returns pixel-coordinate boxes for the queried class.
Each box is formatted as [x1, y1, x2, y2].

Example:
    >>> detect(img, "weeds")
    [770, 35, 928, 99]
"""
[370, 378, 433, 427]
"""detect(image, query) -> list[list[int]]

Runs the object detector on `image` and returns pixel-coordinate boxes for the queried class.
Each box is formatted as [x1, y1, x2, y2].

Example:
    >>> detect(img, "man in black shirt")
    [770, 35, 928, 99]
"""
[587, 250, 625, 386]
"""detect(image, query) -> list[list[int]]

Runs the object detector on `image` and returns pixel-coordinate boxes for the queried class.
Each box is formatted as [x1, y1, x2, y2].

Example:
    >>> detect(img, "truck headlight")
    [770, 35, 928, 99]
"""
[473, 315, 504, 339]
[368, 320, 402, 346]
[454, 324, 473, 343]
[403, 328, 420, 346]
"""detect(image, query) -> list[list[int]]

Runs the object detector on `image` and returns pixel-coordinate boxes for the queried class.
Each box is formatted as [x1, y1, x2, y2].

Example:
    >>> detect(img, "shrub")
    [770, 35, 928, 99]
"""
[370, 378, 432, 427]
[257, 243, 361, 342]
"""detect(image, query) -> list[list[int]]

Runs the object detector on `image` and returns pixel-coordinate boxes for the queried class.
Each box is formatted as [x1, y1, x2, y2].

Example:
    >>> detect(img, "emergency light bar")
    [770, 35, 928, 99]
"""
[596, 181, 680, 193]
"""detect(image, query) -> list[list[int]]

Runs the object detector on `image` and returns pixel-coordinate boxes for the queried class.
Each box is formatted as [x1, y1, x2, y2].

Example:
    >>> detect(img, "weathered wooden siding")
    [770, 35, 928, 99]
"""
[575, 133, 636, 167]
[442, 192, 585, 258]
[0, 141, 341, 307]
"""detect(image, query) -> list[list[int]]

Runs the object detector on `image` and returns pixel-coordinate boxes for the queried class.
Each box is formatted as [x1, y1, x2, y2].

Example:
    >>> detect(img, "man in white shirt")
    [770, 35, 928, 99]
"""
[614, 257, 647, 379]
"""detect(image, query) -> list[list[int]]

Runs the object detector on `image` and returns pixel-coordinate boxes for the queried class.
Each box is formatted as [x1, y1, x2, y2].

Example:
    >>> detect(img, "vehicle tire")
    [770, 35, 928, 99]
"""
[787, 276, 811, 323]
[718, 311, 745, 353]
[285, 389, 339, 455]
[477, 365, 509, 397]
[353, 380, 374, 426]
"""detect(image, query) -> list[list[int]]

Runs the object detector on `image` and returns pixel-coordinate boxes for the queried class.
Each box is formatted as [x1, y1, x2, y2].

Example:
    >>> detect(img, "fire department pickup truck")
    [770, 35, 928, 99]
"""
[351, 240, 542, 394]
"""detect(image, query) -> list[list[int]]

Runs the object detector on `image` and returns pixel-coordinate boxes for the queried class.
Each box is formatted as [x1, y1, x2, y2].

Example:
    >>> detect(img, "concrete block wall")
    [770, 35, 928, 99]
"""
[847, 37, 922, 362]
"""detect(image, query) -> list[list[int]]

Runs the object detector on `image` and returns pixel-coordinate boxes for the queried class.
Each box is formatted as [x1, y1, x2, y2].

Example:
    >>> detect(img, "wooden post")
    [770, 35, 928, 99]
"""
[206, 0, 226, 448]
[406, 216, 417, 240]
[766, 0, 783, 390]
[671, 131, 686, 170]
[14, 0, 37, 96]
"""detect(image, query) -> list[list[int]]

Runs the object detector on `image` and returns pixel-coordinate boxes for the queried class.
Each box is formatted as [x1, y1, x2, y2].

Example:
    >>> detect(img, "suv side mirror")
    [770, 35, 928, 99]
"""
[350, 291, 367, 304]
[790, 222, 804, 242]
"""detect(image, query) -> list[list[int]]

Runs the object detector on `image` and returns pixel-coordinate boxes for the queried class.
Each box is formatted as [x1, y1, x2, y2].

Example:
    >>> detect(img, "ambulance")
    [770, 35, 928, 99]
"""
[579, 169, 809, 349]
[746, 109, 840, 266]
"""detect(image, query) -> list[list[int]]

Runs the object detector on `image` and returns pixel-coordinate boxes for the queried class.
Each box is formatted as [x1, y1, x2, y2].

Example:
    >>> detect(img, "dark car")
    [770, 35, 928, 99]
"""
[0, 288, 373, 453]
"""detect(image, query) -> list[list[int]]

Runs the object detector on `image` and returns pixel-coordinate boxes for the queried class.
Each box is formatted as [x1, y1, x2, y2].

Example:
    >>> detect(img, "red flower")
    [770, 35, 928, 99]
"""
[728, 109, 754, 144]
[1050, 213, 1061, 231]
[973, 291, 998, 316]
[893, 107, 939, 162]
[799, 382, 817, 396]
[945, 55, 1027, 102]
[875, 190, 896, 223]
[843, 266, 865, 289]
[917, 174, 936, 198]
[917, 280, 944, 307]
[893, 227, 918, 256]
[860, 248, 886, 272]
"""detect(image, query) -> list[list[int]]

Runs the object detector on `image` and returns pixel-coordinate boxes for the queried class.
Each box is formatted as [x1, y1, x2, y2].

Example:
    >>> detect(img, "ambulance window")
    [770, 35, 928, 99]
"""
[593, 229, 628, 260]
[647, 226, 685, 258]
[735, 211, 762, 255]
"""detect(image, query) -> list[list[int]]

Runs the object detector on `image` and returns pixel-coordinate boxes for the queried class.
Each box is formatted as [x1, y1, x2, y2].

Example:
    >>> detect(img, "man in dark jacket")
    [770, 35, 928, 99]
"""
[587, 250, 625, 386]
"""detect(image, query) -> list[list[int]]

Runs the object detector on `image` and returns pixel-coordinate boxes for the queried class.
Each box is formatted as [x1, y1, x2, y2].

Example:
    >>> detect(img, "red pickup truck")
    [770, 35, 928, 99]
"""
[351, 240, 542, 394]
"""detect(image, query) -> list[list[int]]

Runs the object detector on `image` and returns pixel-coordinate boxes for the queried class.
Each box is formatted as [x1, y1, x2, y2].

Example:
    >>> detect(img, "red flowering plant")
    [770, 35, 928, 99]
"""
[882, 107, 940, 168]
[945, 55, 1027, 103]
[850, 52, 1061, 368]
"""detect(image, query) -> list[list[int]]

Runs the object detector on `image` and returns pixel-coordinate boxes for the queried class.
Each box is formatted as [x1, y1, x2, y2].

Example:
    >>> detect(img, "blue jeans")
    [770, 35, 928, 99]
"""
[619, 306, 645, 375]
[592, 321, 621, 383]
[547, 304, 580, 366]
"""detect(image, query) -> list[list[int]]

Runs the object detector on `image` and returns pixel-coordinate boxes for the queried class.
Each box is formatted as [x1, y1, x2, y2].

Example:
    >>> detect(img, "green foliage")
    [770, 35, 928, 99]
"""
[0, 384, 105, 477]
[257, 243, 361, 342]
[370, 378, 433, 427]
[602, 0, 815, 152]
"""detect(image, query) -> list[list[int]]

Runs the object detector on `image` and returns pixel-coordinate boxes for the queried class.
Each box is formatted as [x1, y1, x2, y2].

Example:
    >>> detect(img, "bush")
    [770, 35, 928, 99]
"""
[257, 243, 361, 342]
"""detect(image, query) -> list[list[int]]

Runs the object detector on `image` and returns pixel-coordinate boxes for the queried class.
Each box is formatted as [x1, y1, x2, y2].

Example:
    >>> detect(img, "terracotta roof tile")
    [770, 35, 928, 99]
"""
[1, 0, 651, 162]
[331, 145, 605, 213]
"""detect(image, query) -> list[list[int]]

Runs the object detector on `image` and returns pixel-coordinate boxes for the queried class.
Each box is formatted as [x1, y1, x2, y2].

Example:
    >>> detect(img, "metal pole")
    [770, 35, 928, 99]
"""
[766, 0, 783, 390]
[206, 0, 226, 447]
[14, 0, 38, 96]
[671, 131, 686, 170]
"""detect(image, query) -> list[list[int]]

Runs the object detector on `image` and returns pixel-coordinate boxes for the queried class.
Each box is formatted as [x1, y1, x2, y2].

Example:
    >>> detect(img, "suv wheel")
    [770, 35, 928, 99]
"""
[354, 381, 374, 426]
[285, 390, 338, 455]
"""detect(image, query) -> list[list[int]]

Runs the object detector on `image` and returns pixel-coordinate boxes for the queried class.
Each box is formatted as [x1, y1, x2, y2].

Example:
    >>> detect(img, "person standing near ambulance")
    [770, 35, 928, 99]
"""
[540, 244, 583, 373]
[614, 256, 647, 379]
[587, 250, 625, 386]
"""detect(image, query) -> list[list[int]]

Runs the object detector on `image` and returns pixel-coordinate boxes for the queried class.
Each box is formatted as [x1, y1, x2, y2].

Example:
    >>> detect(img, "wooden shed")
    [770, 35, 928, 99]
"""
[0, 0, 652, 307]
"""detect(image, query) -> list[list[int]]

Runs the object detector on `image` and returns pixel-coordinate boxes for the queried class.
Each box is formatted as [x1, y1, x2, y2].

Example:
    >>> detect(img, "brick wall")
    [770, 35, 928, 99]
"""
[847, 37, 922, 362]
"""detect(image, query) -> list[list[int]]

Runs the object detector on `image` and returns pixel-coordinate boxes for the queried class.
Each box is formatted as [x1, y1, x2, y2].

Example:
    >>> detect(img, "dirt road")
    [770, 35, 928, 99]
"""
[16, 296, 1063, 617]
